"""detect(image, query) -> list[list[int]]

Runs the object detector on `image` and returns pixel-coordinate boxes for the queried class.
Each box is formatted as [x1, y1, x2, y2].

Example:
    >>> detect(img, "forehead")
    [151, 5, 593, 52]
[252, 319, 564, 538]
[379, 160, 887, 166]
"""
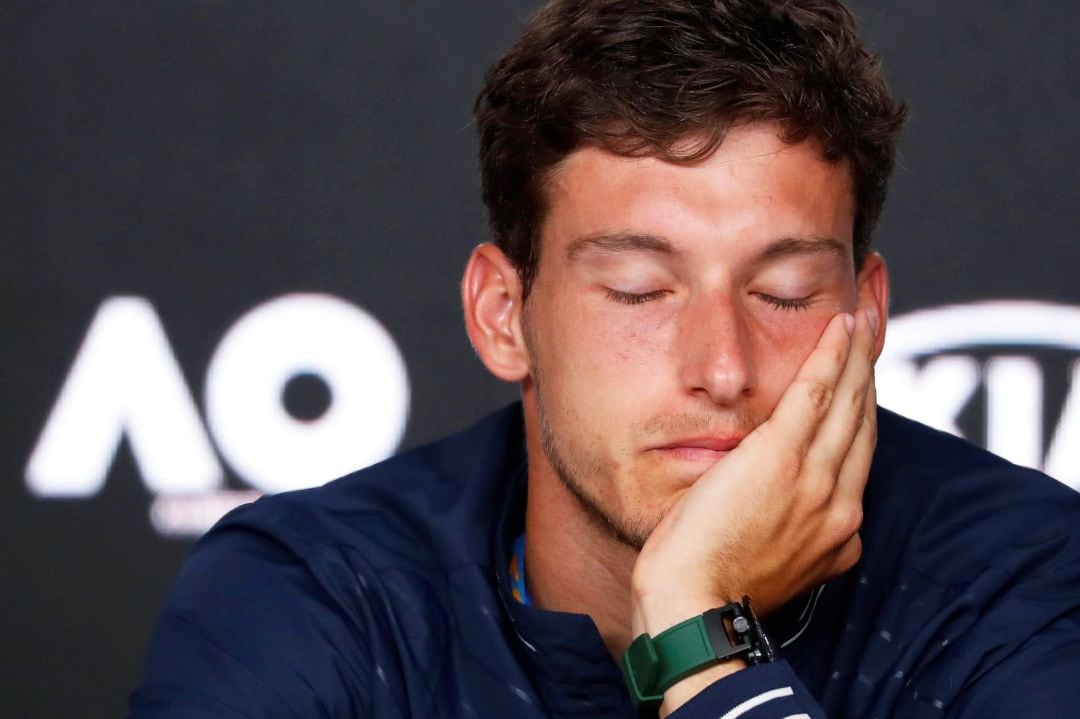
[539, 123, 856, 262]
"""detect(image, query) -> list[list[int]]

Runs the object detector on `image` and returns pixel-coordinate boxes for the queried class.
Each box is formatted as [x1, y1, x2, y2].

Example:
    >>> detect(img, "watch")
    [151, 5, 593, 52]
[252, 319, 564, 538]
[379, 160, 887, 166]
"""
[621, 596, 777, 716]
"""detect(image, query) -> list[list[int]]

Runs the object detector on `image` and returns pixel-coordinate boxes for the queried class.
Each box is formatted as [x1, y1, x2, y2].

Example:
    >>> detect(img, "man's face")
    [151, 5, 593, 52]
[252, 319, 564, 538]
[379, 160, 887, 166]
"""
[520, 122, 875, 549]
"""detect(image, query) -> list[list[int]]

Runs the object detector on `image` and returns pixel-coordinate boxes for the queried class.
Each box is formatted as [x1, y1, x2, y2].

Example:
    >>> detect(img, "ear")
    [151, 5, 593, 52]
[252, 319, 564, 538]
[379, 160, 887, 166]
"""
[855, 251, 890, 361]
[461, 243, 531, 381]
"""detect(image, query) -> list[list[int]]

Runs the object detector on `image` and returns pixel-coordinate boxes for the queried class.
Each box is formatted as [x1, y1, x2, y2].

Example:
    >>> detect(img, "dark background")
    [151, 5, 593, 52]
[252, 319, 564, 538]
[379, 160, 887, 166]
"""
[2, 2, 1077, 717]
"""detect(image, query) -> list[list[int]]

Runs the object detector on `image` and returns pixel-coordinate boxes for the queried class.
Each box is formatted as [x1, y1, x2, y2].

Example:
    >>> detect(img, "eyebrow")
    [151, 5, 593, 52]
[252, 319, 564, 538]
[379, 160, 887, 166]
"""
[752, 235, 850, 265]
[564, 231, 850, 265]
[565, 232, 678, 262]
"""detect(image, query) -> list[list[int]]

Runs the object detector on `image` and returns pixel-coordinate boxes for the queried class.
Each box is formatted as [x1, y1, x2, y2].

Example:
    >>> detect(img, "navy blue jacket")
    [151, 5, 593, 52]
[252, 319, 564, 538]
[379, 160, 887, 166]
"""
[130, 405, 1080, 718]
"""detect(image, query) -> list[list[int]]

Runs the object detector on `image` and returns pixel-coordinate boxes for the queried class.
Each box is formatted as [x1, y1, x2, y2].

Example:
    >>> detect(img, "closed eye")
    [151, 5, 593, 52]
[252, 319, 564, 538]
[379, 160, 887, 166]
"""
[606, 288, 670, 305]
[755, 293, 813, 311]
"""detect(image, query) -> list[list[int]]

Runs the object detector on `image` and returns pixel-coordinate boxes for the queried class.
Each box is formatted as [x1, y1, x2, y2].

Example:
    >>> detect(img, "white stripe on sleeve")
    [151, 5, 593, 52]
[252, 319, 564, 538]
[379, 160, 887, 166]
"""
[716, 686, 796, 719]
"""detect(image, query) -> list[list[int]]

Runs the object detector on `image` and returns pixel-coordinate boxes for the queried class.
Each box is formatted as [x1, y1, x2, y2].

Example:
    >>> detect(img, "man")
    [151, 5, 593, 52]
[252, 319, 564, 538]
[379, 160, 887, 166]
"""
[130, 1, 1080, 717]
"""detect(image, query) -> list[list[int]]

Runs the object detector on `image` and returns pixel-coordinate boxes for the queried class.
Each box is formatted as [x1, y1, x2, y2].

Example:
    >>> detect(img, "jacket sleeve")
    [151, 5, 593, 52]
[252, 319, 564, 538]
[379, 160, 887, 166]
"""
[668, 661, 826, 719]
[128, 524, 372, 719]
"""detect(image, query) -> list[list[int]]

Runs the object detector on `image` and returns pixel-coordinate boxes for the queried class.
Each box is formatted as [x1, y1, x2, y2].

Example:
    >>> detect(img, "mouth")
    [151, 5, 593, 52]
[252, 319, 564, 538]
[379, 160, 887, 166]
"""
[651, 435, 743, 463]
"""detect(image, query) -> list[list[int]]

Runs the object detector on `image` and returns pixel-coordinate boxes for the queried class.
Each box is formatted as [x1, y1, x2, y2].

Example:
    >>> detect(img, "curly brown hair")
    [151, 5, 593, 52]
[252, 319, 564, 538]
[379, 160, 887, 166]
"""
[474, 0, 906, 296]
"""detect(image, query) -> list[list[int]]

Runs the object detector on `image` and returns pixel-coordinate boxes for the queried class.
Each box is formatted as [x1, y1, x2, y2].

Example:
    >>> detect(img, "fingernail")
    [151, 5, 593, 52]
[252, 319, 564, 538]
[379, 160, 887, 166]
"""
[844, 313, 856, 335]
[867, 309, 879, 335]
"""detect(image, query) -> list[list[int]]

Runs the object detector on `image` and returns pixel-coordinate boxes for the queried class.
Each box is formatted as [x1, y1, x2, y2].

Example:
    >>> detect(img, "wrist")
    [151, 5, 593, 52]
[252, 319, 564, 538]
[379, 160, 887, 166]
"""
[659, 659, 746, 718]
[622, 597, 778, 717]
[630, 585, 735, 637]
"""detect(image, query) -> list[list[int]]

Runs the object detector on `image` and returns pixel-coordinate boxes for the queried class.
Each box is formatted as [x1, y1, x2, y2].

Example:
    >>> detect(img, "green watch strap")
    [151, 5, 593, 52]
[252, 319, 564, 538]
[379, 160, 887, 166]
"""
[621, 598, 773, 715]
[651, 614, 720, 692]
[622, 612, 728, 713]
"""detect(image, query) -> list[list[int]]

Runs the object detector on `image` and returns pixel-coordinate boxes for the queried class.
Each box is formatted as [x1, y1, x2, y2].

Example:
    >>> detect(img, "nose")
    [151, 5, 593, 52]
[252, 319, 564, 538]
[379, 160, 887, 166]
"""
[676, 293, 755, 406]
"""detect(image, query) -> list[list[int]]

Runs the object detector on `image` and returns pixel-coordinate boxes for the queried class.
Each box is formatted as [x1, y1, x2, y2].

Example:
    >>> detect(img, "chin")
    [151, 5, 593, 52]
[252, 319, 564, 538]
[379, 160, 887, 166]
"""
[629, 480, 694, 523]
[636, 455, 710, 492]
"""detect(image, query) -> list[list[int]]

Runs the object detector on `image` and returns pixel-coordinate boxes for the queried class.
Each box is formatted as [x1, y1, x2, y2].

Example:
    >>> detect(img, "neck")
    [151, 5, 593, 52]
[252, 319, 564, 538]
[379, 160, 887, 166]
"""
[521, 401, 640, 659]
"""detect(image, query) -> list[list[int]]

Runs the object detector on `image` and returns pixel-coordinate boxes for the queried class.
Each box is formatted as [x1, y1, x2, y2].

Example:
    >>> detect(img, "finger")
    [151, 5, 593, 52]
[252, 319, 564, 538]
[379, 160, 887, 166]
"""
[833, 366, 878, 506]
[829, 532, 864, 578]
[804, 308, 877, 474]
[763, 312, 855, 452]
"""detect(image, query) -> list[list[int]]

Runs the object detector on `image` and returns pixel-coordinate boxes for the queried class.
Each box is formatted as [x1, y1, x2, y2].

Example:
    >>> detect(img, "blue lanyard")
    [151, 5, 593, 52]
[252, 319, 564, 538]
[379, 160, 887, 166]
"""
[509, 533, 532, 606]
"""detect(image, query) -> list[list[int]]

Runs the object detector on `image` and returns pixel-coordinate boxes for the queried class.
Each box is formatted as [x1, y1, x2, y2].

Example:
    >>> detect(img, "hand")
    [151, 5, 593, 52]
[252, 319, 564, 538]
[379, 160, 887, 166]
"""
[628, 308, 879, 710]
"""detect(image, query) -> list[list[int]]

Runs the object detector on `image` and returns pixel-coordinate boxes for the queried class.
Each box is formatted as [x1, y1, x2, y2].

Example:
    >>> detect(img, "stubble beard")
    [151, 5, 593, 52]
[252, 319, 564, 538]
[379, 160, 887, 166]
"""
[531, 367, 762, 554]
[534, 377, 656, 551]
[523, 308, 749, 553]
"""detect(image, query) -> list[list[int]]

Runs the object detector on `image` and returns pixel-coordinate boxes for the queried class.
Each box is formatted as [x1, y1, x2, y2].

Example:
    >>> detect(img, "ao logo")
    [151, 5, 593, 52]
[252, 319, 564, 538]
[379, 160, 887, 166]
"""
[26, 294, 410, 504]
[877, 300, 1080, 491]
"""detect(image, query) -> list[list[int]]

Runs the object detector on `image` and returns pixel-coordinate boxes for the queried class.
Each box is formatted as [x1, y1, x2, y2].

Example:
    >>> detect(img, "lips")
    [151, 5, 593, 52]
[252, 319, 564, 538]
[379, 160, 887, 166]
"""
[652, 435, 743, 462]
[657, 436, 742, 451]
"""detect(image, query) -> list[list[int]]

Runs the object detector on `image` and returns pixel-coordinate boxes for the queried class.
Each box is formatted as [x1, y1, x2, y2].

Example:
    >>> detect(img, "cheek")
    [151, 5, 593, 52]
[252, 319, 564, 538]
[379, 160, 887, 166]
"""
[750, 310, 833, 402]
[600, 309, 674, 367]
[544, 303, 676, 407]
